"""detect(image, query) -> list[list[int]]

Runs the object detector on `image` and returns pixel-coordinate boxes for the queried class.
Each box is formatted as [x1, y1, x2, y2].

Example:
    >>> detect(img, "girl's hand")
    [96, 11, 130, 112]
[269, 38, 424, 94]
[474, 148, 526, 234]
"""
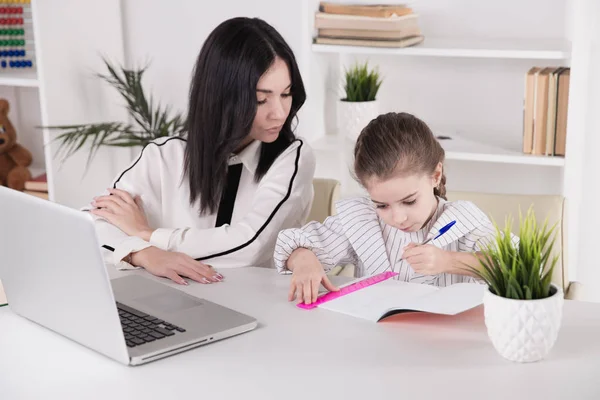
[402, 243, 452, 275]
[130, 246, 223, 285]
[286, 248, 338, 305]
[91, 188, 153, 240]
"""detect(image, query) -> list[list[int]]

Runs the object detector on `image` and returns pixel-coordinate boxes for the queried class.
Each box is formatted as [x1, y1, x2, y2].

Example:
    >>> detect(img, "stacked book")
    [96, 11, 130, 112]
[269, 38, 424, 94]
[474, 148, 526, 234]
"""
[314, 2, 424, 48]
[23, 172, 48, 199]
[523, 67, 571, 156]
[0, 280, 5, 307]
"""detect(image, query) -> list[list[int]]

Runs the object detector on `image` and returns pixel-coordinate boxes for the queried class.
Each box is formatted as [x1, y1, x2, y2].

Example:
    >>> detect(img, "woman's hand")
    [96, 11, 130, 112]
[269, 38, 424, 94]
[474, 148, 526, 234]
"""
[91, 188, 153, 240]
[402, 243, 452, 275]
[286, 248, 338, 305]
[130, 246, 223, 285]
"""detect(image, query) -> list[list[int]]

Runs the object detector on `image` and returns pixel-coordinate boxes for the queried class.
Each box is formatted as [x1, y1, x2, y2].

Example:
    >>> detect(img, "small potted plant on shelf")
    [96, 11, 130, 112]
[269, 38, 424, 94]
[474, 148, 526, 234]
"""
[469, 207, 564, 363]
[337, 61, 382, 141]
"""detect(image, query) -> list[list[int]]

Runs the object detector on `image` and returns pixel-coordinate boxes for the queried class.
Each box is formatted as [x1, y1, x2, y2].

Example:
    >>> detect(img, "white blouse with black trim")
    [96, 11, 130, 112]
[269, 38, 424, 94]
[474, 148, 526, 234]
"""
[275, 196, 519, 287]
[88, 136, 315, 270]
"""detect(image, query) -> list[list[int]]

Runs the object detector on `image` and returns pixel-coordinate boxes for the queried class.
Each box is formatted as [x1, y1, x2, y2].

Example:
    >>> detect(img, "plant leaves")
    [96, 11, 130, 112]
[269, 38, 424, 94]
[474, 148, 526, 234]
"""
[471, 205, 559, 300]
[342, 61, 382, 102]
[42, 59, 187, 166]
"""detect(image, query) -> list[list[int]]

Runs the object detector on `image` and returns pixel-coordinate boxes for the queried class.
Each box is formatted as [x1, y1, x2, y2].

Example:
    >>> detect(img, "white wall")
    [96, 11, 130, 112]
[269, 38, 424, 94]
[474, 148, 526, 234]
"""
[120, 0, 312, 135]
[33, 0, 132, 208]
[562, 0, 600, 293]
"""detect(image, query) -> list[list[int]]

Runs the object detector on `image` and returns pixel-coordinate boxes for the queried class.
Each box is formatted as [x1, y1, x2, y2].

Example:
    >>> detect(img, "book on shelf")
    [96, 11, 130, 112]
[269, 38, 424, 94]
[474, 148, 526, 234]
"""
[22, 171, 49, 200]
[24, 172, 47, 192]
[523, 67, 540, 154]
[315, 35, 424, 48]
[315, 12, 420, 32]
[554, 68, 570, 156]
[318, 27, 422, 41]
[0, 280, 6, 307]
[314, 5, 423, 50]
[532, 67, 552, 155]
[523, 66, 570, 156]
[319, 2, 413, 18]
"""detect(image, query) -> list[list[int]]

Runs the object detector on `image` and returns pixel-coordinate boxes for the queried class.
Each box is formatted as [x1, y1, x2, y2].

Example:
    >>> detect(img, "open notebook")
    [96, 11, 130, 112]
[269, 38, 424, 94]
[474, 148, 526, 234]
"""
[319, 279, 486, 322]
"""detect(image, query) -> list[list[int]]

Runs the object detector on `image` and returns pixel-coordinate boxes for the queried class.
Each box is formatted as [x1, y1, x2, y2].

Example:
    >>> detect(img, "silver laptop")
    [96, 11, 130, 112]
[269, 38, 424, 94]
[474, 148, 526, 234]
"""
[0, 186, 257, 365]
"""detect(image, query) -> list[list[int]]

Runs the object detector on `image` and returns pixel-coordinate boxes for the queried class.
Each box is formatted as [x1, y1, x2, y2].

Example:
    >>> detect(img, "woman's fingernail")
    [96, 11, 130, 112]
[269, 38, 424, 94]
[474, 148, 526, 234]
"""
[216, 273, 224, 280]
[180, 280, 188, 286]
[202, 278, 211, 284]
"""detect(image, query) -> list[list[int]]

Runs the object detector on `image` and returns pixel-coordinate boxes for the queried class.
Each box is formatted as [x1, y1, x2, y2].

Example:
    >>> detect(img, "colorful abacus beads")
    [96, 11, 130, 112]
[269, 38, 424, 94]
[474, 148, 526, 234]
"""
[0, 0, 32, 70]
[0, 29, 24, 35]
[0, 49, 25, 57]
[0, 18, 23, 25]
[0, 59, 32, 68]
[0, 7, 23, 14]
[0, 39, 25, 46]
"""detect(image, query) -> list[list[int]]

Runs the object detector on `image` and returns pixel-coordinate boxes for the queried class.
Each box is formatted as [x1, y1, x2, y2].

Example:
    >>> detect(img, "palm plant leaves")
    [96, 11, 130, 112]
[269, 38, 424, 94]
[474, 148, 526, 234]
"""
[467, 206, 559, 300]
[342, 61, 382, 102]
[43, 58, 185, 170]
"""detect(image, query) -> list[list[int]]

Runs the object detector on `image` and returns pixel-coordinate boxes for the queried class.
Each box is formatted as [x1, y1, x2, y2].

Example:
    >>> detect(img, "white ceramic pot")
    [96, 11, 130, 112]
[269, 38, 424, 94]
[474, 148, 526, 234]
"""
[337, 100, 379, 141]
[483, 284, 564, 363]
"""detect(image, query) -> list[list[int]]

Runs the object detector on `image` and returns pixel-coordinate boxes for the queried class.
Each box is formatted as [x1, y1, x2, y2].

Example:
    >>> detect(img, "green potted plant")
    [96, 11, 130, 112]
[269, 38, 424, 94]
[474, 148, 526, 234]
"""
[337, 61, 382, 141]
[45, 59, 185, 169]
[469, 207, 564, 363]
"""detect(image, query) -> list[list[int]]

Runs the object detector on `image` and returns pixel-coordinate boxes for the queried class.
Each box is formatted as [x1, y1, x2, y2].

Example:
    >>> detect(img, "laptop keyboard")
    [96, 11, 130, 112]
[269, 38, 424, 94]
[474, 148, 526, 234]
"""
[117, 302, 186, 348]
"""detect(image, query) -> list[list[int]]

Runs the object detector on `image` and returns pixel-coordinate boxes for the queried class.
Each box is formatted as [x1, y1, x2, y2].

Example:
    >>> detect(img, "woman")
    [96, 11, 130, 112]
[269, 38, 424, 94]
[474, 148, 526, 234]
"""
[88, 17, 315, 286]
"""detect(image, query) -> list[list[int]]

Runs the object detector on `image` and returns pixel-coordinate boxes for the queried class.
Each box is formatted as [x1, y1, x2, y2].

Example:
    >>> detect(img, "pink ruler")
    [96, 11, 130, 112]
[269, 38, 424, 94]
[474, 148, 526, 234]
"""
[297, 271, 398, 310]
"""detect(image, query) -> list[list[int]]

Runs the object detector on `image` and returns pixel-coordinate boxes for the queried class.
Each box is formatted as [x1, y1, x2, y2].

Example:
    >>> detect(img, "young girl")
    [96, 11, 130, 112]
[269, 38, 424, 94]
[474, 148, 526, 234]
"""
[87, 18, 315, 286]
[275, 112, 505, 305]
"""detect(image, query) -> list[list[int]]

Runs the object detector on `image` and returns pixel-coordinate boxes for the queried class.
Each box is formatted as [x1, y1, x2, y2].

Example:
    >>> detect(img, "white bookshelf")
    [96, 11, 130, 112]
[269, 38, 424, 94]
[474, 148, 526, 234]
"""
[0, 70, 38, 87]
[306, 0, 572, 195]
[312, 37, 571, 60]
[0, 2, 45, 200]
[311, 135, 565, 167]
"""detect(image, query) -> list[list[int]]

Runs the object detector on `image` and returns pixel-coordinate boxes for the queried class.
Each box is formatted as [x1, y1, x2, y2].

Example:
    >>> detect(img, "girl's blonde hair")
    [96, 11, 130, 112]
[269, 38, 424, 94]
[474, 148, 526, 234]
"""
[353, 112, 447, 200]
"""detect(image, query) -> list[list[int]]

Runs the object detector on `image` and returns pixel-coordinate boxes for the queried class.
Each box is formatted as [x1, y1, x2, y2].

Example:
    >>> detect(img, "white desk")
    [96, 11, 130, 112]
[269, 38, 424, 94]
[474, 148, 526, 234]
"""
[1, 267, 599, 400]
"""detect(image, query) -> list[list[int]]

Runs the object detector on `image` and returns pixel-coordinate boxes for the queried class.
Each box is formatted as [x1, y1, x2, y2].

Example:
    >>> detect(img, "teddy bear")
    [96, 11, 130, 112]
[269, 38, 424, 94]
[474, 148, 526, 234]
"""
[0, 98, 32, 191]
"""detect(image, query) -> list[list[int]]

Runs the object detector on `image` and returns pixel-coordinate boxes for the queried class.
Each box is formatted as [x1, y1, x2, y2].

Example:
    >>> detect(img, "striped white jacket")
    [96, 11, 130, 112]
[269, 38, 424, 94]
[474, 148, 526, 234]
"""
[275, 196, 506, 287]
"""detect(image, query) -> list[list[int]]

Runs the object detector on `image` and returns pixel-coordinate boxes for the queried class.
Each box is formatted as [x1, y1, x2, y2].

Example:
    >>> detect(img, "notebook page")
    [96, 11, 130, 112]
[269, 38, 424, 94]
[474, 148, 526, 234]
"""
[402, 283, 486, 315]
[319, 280, 439, 322]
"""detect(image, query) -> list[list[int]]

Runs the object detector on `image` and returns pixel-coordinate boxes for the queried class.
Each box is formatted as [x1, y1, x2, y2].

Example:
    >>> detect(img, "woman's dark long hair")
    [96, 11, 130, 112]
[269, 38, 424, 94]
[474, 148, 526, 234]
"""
[185, 17, 306, 215]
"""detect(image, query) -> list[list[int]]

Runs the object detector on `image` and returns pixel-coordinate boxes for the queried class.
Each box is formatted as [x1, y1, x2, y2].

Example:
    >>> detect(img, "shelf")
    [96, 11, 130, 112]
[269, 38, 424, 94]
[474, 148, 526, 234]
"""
[29, 166, 45, 178]
[0, 70, 38, 87]
[311, 134, 565, 167]
[312, 37, 570, 60]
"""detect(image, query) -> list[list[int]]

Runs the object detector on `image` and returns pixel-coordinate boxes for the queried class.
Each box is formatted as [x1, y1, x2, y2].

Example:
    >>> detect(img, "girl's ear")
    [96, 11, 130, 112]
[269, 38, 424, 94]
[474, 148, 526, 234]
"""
[432, 162, 443, 186]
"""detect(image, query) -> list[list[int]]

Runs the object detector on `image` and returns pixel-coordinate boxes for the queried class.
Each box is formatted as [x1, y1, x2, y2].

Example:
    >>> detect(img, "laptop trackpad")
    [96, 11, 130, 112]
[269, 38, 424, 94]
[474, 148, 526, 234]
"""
[135, 292, 203, 314]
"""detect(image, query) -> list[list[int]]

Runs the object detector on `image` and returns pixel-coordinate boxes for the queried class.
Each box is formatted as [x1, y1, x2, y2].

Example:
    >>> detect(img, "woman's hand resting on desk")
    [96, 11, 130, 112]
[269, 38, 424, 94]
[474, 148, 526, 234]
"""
[286, 248, 338, 305]
[91, 188, 154, 241]
[130, 247, 223, 285]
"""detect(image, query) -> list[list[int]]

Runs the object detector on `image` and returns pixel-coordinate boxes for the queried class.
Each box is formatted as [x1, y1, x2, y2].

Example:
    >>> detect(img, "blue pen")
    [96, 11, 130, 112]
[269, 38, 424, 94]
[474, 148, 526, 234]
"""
[420, 220, 456, 245]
